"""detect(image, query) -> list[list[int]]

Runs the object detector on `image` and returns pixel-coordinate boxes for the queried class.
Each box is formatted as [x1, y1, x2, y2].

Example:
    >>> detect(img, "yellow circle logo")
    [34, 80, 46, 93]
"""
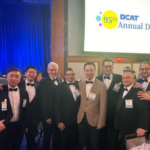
[102, 11, 118, 29]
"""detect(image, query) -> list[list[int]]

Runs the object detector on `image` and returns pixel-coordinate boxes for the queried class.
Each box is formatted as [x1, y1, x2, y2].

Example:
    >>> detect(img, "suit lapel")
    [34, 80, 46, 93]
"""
[19, 87, 23, 107]
[90, 79, 99, 94]
[82, 81, 87, 98]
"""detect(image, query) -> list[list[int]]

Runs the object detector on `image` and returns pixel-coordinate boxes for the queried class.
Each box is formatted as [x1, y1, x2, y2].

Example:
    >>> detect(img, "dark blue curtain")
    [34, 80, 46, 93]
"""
[0, 1, 51, 74]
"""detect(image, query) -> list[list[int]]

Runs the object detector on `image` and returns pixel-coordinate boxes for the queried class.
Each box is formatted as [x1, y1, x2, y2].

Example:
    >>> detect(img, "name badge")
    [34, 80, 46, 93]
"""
[113, 83, 121, 92]
[88, 92, 96, 101]
[22, 99, 27, 107]
[125, 99, 133, 108]
[74, 89, 80, 97]
[1, 99, 7, 111]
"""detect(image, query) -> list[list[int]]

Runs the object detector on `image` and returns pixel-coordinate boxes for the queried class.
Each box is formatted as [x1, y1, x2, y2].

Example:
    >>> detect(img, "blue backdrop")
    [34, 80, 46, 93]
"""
[0, 1, 51, 74]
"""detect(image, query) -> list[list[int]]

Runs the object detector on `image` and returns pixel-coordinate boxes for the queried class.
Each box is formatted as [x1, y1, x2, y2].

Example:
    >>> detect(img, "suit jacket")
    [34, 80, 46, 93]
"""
[55, 81, 80, 126]
[38, 77, 62, 121]
[97, 73, 122, 126]
[115, 85, 149, 135]
[136, 78, 150, 91]
[0, 90, 13, 126]
[19, 80, 40, 123]
[2, 85, 29, 128]
[77, 78, 107, 127]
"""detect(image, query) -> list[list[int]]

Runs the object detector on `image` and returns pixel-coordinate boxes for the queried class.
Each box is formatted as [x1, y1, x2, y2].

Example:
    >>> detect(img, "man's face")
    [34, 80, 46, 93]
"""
[122, 72, 134, 87]
[47, 65, 58, 78]
[139, 63, 150, 79]
[65, 70, 75, 82]
[25, 68, 37, 82]
[84, 65, 95, 80]
[102, 62, 113, 76]
[7, 71, 21, 87]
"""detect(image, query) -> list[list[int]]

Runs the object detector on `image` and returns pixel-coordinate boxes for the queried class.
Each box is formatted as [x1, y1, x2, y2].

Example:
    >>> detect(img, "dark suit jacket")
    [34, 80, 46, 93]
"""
[136, 78, 150, 91]
[96, 73, 122, 126]
[0, 90, 13, 126]
[19, 80, 41, 123]
[115, 85, 149, 135]
[55, 81, 80, 126]
[2, 85, 29, 128]
[38, 77, 62, 121]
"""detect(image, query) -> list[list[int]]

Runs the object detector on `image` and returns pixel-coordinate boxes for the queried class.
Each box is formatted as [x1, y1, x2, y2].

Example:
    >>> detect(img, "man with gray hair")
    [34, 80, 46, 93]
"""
[38, 62, 62, 150]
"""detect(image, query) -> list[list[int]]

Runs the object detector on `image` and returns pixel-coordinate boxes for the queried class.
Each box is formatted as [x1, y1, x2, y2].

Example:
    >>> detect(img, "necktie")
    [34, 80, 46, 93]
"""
[104, 76, 110, 80]
[86, 81, 93, 84]
[52, 79, 57, 82]
[68, 83, 75, 86]
[141, 79, 148, 82]
[123, 88, 128, 91]
[27, 83, 35, 86]
[9, 88, 18, 91]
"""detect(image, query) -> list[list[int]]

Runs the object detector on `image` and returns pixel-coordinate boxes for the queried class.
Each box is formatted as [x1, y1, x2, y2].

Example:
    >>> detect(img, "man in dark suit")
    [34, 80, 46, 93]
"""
[38, 62, 62, 150]
[0, 90, 13, 150]
[55, 68, 80, 150]
[97, 58, 122, 150]
[2, 68, 29, 150]
[115, 70, 149, 150]
[19, 66, 41, 150]
[78, 62, 107, 150]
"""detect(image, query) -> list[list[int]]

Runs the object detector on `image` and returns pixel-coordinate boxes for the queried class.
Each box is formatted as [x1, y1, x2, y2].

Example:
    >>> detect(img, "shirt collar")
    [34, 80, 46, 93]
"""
[124, 83, 134, 91]
[49, 76, 57, 80]
[66, 80, 75, 84]
[141, 76, 150, 82]
[8, 85, 18, 89]
[25, 79, 34, 84]
[103, 73, 113, 79]
[86, 77, 95, 82]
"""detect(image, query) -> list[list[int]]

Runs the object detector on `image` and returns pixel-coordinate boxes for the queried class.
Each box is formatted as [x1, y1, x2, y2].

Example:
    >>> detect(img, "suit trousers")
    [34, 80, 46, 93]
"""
[60, 123, 78, 150]
[6, 121, 23, 150]
[0, 129, 8, 150]
[25, 122, 39, 150]
[78, 115, 100, 150]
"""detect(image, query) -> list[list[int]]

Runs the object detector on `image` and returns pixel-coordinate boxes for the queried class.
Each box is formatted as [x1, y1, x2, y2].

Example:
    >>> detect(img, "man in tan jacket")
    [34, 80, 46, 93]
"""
[77, 62, 107, 150]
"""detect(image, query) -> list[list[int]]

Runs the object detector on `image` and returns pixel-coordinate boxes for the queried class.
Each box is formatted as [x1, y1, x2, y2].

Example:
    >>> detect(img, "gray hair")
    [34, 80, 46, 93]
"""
[47, 62, 59, 69]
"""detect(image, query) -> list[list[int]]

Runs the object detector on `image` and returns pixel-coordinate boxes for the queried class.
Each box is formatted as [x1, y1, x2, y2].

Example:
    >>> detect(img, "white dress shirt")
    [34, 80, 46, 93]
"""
[8, 85, 20, 122]
[50, 76, 58, 85]
[122, 83, 134, 98]
[25, 80, 36, 103]
[86, 78, 95, 97]
[103, 74, 113, 89]
[141, 77, 150, 91]
[66, 81, 76, 101]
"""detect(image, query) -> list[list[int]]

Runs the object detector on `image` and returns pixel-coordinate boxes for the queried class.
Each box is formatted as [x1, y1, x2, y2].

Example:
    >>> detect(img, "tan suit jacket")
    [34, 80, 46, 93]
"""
[77, 78, 107, 127]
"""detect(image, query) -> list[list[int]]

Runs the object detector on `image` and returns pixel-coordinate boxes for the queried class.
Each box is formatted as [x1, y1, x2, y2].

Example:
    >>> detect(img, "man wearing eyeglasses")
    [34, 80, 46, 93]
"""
[38, 62, 62, 150]
[55, 68, 80, 150]
[97, 58, 122, 150]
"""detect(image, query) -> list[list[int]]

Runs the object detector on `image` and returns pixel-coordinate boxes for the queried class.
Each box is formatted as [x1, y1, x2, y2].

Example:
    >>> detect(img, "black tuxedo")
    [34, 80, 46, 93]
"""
[2, 85, 29, 150]
[55, 81, 80, 150]
[19, 80, 40, 150]
[38, 76, 62, 150]
[97, 73, 122, 150]
[0, 90, 13, 150]
[115, 86, 149, 135]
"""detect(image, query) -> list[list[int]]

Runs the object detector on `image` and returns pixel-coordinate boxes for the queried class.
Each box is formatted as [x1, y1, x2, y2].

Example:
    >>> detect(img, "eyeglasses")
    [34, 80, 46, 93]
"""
[65, 74, 75, 76]
[140, 68, 150, 71]
[104, 66, 113, 69]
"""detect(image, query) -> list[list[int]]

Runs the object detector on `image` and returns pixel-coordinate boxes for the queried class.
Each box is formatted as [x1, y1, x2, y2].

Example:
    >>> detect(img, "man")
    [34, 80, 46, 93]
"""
[115, 70, 149, 150]
[38, 62, 62, 150]
[55, 68, 80, 150]
[97, 58, 122, 150]
[2, 68, 29, 150]
[0, 89, 13, 149]
[77, 62, 107, 150]
[19, 66, 41, 150]
[137, 61, 150, 100]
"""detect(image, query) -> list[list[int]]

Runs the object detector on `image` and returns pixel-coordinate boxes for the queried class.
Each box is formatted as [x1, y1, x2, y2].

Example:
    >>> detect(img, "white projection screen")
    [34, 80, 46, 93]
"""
[84, 0, 150, 54]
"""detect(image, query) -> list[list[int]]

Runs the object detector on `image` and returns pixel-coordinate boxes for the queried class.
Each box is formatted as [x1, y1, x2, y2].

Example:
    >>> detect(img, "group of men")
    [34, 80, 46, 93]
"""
[0, 58, 150, 150]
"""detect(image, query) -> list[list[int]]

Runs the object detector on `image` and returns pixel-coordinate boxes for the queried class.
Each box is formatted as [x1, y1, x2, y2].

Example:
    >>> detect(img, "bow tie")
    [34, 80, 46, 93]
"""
[123, 88, 128, 91]
[86, 81, 93, 84]
[9, 88, 18, 91]
[104, 76, 110, 80]
[27, 83, 35, 86]
[141, 79, 148, 82]
[68, 83, 75, 86]
[52, 79, 57, 82]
